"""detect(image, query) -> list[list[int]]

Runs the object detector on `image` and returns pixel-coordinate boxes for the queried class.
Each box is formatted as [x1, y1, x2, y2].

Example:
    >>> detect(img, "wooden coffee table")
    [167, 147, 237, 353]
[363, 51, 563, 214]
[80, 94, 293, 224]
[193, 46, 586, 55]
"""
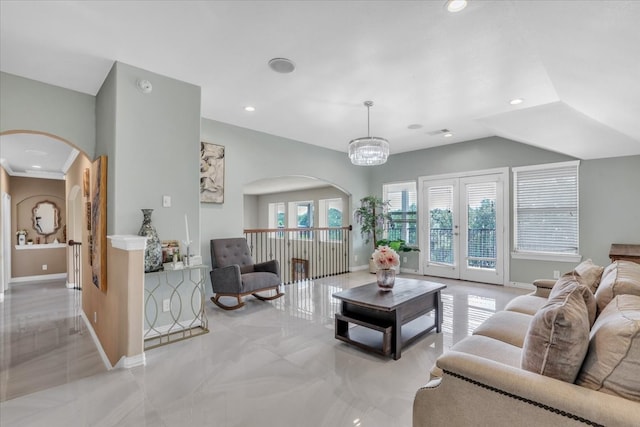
[333, 278, 446, 360]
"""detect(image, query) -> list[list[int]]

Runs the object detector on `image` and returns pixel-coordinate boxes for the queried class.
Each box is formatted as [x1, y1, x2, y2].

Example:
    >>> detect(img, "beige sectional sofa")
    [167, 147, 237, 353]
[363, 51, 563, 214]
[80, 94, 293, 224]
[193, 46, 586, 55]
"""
[413, 259, 640, 426]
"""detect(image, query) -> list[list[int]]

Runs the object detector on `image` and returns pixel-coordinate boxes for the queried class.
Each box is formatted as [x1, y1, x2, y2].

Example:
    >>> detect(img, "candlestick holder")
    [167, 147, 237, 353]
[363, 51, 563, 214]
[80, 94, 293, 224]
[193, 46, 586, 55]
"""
[182, 240, 191, 267]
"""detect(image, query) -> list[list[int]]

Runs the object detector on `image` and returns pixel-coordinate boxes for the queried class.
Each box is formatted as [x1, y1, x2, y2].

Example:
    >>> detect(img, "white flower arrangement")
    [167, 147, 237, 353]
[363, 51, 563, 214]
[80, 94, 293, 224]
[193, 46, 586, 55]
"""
[372, 245, 400, 270]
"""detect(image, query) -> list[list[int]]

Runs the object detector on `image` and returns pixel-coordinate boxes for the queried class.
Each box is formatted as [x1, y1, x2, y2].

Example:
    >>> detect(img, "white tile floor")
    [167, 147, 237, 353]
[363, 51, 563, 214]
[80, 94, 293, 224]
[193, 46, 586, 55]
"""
[0, 272, 528, 427]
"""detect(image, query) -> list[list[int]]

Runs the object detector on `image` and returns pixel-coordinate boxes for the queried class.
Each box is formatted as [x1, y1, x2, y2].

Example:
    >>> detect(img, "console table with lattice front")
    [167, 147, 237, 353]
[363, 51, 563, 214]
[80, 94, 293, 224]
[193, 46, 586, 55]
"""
[143, 265, 209, 349]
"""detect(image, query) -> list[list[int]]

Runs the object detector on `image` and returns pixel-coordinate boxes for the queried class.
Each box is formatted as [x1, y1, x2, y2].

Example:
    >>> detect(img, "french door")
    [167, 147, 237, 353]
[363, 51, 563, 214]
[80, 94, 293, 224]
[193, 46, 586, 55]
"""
[418, 169, 508, 285]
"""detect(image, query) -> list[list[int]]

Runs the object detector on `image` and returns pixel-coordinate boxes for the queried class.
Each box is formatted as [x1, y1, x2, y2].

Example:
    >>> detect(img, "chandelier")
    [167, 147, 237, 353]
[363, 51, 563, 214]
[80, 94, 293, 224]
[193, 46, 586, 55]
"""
[348, 101, 389, 166]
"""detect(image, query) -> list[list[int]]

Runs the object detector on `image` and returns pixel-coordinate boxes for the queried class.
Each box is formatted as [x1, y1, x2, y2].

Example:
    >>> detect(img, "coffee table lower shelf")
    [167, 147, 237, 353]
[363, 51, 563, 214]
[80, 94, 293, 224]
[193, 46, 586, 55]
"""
[335, 313, 436, 357]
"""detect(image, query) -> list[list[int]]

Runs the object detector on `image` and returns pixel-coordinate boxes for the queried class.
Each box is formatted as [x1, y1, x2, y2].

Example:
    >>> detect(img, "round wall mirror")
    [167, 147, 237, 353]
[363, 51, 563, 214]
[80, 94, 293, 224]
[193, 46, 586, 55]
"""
[32, 201, 60, 236]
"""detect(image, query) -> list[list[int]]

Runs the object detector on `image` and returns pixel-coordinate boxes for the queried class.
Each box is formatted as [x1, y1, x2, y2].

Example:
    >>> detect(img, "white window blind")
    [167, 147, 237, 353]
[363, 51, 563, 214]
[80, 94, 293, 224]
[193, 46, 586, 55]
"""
[383, 181, 417, 245]
[513, 161, 579, 255]
[428, 186, 453, 211]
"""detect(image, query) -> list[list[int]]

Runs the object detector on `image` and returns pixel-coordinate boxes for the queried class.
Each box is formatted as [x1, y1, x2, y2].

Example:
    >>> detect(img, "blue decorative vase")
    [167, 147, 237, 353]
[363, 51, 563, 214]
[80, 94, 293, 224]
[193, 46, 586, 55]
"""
[139, 209, 162, 272]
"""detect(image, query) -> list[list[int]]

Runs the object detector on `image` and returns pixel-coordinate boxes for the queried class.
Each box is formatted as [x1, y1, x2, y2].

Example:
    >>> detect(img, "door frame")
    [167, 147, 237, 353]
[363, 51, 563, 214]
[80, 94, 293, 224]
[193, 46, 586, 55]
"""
[418, 167, 510, 285]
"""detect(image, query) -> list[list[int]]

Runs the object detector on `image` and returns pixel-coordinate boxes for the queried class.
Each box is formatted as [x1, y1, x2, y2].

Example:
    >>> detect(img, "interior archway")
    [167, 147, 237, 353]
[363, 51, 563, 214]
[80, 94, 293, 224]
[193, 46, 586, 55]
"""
[0, 130, 91, 288]
[242, 175, 351, 230]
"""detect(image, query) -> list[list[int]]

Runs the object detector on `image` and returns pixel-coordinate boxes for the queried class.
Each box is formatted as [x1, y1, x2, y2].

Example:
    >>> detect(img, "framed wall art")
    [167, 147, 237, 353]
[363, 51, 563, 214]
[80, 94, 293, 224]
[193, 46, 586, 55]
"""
[91, 155, 108, 291]
[200, 142, 224, 203]
[83, 168, 90, 198]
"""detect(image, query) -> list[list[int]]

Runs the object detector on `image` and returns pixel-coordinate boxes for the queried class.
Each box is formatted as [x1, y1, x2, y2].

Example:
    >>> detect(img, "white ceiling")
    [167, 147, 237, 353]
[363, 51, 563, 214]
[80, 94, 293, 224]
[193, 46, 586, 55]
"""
[0, 133, 78, 180]
[1, 1, 639, 184]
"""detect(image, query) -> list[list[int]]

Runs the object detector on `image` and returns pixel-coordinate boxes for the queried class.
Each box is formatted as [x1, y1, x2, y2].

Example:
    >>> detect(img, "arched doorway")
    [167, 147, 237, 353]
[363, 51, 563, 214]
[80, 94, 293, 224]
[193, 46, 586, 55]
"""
[242, 175, 352, 283]
[0, 130, 91, 290]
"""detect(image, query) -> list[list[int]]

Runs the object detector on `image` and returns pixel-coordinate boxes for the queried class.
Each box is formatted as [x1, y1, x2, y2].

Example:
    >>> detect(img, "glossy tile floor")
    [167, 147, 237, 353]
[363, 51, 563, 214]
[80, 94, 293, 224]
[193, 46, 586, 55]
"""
[1, 272, 528, 427]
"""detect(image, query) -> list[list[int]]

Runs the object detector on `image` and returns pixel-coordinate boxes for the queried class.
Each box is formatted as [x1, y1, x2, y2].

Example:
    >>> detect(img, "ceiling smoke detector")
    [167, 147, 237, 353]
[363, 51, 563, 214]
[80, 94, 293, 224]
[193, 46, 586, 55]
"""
[268, 58, 296, 74]
[136, 79, 153, 94]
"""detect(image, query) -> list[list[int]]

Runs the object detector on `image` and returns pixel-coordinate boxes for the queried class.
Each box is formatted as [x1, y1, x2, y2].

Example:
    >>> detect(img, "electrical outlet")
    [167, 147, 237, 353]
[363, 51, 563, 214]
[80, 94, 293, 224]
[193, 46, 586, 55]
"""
[354, 255, 358, 262]
[162, 195, 171, 207]
[42, 264, 48, 271]
[163, 299, 170, 312]
[553, 270, 560, 279]
[93, 312, 97, 323]
[403, 257, 408, 263]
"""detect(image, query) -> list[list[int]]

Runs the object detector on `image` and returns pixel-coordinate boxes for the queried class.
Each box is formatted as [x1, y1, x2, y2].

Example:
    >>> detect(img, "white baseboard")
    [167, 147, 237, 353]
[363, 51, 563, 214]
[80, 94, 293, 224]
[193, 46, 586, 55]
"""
[349, 264, 369, 272]
[400, 267, 420, 274]
[11, 273, 66, 283]
[115, 353, 146, 369]
[507, 281, 535, 291]
[81, 310, 113, 370]
[65, 281, 76, 289]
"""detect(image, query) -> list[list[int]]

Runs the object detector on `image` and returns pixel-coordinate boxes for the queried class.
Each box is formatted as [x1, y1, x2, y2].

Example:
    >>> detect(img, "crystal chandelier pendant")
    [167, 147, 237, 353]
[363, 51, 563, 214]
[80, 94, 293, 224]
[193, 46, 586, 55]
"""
[348, 101, 389, 166]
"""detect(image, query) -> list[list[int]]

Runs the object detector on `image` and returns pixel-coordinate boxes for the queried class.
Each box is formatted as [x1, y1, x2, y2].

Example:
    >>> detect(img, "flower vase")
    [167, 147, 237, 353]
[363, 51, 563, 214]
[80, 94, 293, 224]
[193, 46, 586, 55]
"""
[139, 209, 162, 272]
[376, 268, 396, 291]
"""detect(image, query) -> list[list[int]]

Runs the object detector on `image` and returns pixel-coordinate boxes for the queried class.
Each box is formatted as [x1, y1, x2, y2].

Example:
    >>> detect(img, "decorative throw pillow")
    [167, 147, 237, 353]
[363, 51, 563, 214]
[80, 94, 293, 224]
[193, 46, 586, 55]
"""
[576, 295, 640, 402]
[595, 260, 640, 314]
[569, 259, 605, 293]
[521, 278, 592, 383]
[550, 273, 597, 327]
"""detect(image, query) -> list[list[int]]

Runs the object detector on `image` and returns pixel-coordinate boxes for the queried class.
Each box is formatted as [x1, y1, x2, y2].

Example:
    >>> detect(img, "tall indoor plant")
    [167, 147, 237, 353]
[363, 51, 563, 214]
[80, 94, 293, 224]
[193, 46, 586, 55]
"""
[354, 196, 392, 272]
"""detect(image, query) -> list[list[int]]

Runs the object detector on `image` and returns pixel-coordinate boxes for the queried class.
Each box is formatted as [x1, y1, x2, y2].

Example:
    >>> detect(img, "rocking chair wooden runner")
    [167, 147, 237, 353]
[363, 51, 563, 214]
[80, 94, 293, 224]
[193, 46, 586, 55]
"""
[209, 238, 284, 310]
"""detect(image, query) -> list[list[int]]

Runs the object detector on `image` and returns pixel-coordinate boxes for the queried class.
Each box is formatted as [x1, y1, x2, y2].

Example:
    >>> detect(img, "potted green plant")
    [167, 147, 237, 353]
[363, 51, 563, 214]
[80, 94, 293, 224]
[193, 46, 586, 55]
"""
[354, 196, 392, 272]
[376, 238, 420, 254]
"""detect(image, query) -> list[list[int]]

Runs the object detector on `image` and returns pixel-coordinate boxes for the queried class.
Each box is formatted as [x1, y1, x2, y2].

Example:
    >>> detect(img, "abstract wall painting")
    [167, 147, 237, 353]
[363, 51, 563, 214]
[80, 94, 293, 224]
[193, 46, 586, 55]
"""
[200, 142, 224, 203]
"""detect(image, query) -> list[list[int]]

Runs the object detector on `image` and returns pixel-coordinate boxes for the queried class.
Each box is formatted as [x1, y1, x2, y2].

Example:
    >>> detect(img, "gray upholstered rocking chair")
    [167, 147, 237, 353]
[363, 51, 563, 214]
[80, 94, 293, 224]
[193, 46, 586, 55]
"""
[209, 238, 284, 310]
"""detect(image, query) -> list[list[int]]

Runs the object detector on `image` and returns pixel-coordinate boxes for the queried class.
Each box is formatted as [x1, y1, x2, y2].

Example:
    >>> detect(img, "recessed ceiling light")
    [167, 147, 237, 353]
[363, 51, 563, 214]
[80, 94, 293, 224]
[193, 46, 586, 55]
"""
[408, 124, 423, 130]
[268, 58, 296, 74]
[32, 165, 42, 169]
[446, 0, 468, 13]
[509, 98, 524, 105]
[443, 132, 453, 138]
[244, 106, 256, 112]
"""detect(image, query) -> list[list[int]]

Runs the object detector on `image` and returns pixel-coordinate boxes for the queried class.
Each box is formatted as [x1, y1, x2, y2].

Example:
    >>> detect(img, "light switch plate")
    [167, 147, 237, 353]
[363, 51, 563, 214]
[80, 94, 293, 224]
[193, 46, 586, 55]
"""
[162, 195, 171, 207]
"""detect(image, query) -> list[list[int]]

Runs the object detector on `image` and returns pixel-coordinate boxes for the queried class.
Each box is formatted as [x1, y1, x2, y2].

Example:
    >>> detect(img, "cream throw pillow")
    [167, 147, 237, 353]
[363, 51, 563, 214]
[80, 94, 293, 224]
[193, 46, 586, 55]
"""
[570, 258, 605, 293]
[576, 295, 640, 402]
[595, 260, 640, 314]
[521, 277, 593, 383]
[550, 273, 597, 327]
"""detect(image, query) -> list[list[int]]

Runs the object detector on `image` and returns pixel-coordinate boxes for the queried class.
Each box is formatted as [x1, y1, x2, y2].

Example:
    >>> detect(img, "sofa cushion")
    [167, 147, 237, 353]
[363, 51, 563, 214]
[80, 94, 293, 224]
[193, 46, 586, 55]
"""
[576, 294, 640, 402]
[595, 260, 640, 314]
[569, 258, 605, 293]
[549, 273, 597, 327]
[521, 278, 592, 383]
[472, 310, 532, 348]
[504, 294, 548, 316]
[449, 335, 522, 369]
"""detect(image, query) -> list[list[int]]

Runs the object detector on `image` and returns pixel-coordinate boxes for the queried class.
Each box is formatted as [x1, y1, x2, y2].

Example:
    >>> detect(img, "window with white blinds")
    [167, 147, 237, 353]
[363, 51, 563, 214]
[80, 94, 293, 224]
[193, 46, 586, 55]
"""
[383, 181, 417, 245]
[513, 161, 580, 257]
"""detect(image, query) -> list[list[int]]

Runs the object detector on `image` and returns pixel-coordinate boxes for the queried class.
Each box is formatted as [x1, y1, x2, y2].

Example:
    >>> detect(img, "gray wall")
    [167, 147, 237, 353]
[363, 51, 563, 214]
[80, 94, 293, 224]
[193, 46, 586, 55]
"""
[200, 118, 372, 270]
[243, 195, 259, 229]
[371, 137, 640, 283]
[3, 71, 639, 286]
[0, 72, 96, 158]
[96, 63, 202, 247]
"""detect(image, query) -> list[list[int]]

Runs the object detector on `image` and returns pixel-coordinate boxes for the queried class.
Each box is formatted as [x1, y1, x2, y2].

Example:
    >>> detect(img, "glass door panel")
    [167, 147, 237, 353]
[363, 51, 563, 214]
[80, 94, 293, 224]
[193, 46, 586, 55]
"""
[421, 180, 459, 279]
[420, 171, 506, 285]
